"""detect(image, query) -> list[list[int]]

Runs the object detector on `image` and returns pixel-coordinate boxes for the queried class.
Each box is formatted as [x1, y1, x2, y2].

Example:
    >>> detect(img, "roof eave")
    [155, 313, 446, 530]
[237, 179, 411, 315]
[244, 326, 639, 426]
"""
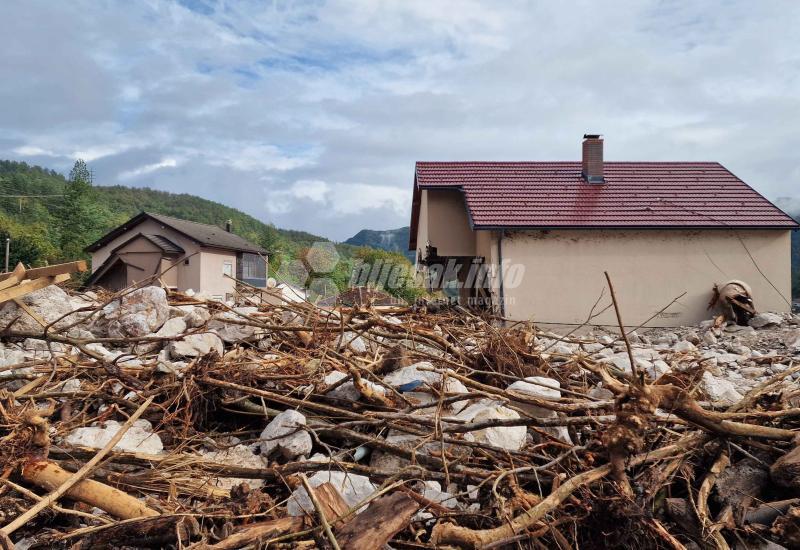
[471, 223, 799, 231]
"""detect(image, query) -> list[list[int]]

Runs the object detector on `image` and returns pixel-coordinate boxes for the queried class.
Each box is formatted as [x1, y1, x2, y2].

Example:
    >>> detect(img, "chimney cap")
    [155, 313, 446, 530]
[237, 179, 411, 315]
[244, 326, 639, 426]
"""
[583, 133, 603, 139]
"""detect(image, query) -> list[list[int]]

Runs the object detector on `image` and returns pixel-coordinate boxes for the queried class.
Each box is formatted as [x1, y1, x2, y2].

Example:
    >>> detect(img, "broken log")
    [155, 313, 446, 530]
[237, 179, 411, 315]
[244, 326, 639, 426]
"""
[69, 514, 199, 550]
[334, 492, 419, 550]
[771, 444, 800, 490]
[209, 517, 304, 550]
[21, 460, 159, 520]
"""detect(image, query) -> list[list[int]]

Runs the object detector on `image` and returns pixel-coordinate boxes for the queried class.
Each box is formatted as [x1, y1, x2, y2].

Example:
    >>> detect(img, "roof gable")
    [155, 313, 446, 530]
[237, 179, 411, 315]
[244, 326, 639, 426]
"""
[85, 212, 267, 255]
[410, 162, 797, 249]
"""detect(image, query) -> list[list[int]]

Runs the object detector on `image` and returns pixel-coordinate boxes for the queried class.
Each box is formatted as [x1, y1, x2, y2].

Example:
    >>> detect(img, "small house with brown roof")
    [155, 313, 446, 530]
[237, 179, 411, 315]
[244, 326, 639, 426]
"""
[409, 135, 798, 327]
[85, 212, 268, 300]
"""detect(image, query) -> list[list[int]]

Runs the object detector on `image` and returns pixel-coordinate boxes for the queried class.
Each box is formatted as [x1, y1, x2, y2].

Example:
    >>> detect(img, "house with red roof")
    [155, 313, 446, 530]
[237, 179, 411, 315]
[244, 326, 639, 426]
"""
[409, 135, 798, 327]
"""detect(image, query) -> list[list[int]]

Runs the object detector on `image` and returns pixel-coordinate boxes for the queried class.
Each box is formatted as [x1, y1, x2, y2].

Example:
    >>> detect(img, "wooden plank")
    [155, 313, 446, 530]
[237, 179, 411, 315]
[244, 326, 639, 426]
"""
[334, 492, 419, 550]
[314, 482, 350, 522]
[0, 273, 70, 304]
[0, 276, 19, 292]
[0, 260, 86, 283]
[12, 298, 47, 327]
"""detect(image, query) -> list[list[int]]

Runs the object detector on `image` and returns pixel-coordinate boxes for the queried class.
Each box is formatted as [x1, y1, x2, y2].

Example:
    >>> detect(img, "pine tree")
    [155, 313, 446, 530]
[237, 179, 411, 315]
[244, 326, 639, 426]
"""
[57, 159, 98, 260]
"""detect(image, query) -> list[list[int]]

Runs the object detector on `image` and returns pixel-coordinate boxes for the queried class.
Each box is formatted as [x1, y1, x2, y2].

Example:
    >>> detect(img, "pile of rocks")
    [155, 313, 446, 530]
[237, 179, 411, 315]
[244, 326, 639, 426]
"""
[0, 284, 798, 549]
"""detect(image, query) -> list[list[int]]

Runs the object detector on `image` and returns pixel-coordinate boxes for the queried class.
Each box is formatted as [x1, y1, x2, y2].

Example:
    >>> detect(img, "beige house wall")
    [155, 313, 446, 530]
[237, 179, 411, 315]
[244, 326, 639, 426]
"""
[89, 219, 242, 297]
[416, 189, 476, 258]
[160, 258, 178, 288]
[199, 249, 237, 299]
[501, 229, 793, 327]
[415, 190, 429, 262]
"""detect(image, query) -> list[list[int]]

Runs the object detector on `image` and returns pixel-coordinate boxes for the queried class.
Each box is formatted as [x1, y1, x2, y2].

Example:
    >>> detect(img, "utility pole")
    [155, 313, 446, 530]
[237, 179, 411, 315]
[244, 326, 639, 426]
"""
[4, 238, 9, 273]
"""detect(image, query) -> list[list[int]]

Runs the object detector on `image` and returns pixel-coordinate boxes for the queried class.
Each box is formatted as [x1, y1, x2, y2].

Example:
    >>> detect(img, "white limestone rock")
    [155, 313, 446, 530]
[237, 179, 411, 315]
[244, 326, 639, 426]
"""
[700, 371, 744, 406]
[287, 471, 376, 517]
[456, 399, 526, 451]
[323, 370, 361, 402]
[168, 332, 224, 359]
[209, 308, 262, 343]
[420, 481, 460, 509]
[0, 284, 77, 333]
[672, 340, 697, 353]
[600, 352, 653, 374]
[749, 312, 783, 329]
[156, 316, 187, 338]
[95, 286, 170, 338]
[175, 305, 211, 328]
[784, 329, 800, 352]
[336, 332, 369, 354]
[200, 444, 268, 490]
[383, 361, 469, 412]
[646, 360, 672, 380]
[259, 410, 312, 460]
[369, 430, 470, 471]
[64, 419, 163, 454]
[507, 376, 571, 443]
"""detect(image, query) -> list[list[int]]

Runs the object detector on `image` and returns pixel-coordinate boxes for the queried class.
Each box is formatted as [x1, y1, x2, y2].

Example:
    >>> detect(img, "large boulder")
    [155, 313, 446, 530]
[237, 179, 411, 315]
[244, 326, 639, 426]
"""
[0, 284, 76, 333]
[94, 286, 170, 338]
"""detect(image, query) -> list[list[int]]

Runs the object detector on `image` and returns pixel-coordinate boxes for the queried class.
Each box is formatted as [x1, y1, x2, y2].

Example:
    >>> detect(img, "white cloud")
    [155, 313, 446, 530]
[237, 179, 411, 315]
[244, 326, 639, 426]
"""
[12, 146, 57, 157]
[118, 157, 179, 180]
[0, 0, 798, 240]
[206, 144, 318, 173]
[266, 180, 407, 218]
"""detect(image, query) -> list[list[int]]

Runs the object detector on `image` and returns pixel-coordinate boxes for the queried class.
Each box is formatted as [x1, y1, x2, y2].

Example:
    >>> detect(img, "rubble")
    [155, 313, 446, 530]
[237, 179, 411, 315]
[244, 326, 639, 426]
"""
[0, 276, 798, 549]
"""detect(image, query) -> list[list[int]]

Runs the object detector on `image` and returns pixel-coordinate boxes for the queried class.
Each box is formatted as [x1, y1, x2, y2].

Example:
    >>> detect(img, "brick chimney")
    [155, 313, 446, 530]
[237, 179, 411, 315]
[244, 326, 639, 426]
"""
[225, 219, 233, 232]
[581, 134, 604, 184]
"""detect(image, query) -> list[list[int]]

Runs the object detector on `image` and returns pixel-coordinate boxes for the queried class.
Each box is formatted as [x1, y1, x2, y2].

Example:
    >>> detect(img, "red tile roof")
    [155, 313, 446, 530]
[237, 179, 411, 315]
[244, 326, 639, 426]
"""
[410, 162, 797, 249]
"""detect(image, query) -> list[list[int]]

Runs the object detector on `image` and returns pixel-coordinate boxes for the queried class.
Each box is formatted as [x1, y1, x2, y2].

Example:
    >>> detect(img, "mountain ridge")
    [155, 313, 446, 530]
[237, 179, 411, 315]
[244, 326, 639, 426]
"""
[344, 226, 413, 261]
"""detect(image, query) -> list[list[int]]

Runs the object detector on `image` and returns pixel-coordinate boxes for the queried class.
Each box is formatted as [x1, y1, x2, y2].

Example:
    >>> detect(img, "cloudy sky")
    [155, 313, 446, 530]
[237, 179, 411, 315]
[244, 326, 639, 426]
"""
[1, 1, 799, 240]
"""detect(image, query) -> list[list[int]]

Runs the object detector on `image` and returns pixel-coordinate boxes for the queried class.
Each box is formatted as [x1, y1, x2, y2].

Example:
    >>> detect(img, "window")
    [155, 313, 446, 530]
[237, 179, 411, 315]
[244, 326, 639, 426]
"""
[222, 260, 233, 277]
[237, 253, 267, 286]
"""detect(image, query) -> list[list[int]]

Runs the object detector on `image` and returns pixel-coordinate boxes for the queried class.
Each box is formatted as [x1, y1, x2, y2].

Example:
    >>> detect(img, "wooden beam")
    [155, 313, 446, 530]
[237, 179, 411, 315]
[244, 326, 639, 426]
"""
[0, 273, 70, 304]
[0, 260, 87, 283]
[0, 276, 19, 292]
[12, 298, 47, 327]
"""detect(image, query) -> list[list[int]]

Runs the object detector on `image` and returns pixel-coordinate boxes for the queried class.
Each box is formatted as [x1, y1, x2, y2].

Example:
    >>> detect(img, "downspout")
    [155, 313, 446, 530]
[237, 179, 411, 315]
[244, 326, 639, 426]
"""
[497, 230, 506, 318]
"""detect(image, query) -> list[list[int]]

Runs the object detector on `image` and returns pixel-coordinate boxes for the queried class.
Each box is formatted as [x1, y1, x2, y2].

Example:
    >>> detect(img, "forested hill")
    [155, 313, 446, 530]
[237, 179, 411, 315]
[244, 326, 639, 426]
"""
[344, 226, 414, 261]
[0, 159, 325, 268]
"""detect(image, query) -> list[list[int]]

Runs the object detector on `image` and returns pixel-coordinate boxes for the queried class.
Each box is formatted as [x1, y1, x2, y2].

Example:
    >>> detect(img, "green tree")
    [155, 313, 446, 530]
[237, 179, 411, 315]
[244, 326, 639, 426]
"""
[57, 159, 98, 260]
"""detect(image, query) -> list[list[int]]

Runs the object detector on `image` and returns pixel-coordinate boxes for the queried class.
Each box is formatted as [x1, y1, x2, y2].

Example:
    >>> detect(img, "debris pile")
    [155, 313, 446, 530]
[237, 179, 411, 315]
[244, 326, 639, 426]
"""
[0, 278, 799, 549]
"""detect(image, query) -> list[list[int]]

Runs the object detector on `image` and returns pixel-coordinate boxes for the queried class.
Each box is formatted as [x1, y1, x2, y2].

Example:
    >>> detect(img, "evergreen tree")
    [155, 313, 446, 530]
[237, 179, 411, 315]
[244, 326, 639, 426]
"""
[57, 159, 98, 260]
